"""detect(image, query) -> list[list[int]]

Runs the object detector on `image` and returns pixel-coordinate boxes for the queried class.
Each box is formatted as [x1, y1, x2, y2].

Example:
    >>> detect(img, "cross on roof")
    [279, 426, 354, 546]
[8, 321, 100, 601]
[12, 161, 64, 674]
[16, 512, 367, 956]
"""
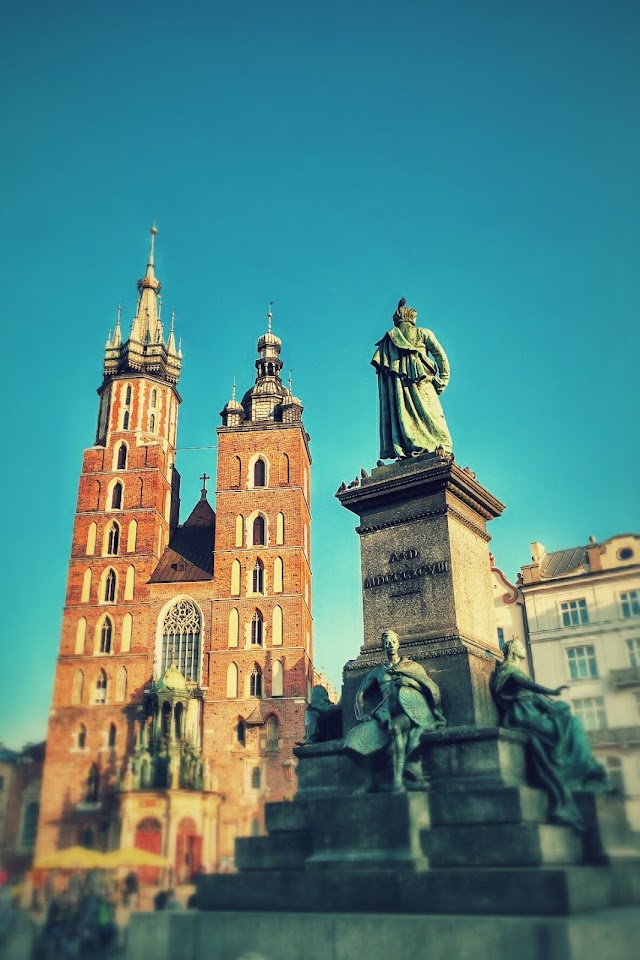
[199, 473, 210, 493]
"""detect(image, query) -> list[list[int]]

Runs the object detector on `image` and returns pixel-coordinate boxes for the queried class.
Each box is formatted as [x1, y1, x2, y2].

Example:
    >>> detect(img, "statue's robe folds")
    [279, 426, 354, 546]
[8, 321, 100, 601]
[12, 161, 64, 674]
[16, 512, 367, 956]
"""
[344, 658, 446, 759]
[491, 663, 609, 830]
[372, 321, 452, 460]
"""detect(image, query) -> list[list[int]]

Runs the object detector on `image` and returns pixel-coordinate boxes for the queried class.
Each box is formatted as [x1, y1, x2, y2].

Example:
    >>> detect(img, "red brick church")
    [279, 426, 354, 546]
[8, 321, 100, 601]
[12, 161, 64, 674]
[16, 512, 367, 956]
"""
[36, 229, 316, 878]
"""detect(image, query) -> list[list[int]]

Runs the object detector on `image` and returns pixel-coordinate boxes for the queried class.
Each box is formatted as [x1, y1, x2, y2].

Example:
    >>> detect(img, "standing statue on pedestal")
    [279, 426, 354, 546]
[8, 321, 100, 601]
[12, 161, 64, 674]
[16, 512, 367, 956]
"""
[491, 639, 609, 831]
[372, 299, 453, 460]
[344, 629, 446, 792]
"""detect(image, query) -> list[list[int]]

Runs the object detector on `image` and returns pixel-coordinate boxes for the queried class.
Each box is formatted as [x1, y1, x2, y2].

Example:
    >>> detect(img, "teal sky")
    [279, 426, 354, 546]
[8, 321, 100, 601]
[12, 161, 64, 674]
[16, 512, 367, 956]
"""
[1, 0, 638, 749]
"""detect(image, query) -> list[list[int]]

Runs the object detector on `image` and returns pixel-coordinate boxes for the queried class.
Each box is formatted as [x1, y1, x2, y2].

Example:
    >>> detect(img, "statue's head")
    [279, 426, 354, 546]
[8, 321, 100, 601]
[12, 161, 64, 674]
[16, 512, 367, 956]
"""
[503, 638, 526, 661]
[381, 629, 400, 655]
[393, 299, 418, 327]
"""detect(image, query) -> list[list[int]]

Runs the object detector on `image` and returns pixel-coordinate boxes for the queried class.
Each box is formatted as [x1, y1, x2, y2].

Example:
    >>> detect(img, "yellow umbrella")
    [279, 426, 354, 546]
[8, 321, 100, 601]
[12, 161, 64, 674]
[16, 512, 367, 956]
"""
[102, 847, 169, 869]
[35, 846, 108, 870]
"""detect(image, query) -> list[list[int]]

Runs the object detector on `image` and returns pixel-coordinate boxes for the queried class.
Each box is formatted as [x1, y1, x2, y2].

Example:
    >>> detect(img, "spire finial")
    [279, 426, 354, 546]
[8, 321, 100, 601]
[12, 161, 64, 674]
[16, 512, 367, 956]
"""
[267, 300, 274, 334]
[288, 368, 293, 396]
[231, 378, 237, 401]
[170, 309, 175, 332]
[199, 473, 210, 499]
[149, 223, 158, 266]
[157, 295, 162, 320]
[116, 303, 122, 325]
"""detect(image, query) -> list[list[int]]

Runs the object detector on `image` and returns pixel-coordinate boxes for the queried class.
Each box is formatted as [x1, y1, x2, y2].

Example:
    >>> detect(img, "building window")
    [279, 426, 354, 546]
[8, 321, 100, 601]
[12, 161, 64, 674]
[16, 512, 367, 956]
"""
[72, 670, 84, 705]
[85, 764, 100, 803]
[122, 410, 130, 430]
[572, 696, 607, 731]
[605, 756, 624, 795]
[251, 766, 261, 790]
[236, 719, 246, 746]
[100, 618, 113, 653]
[627, 638, 640, 667]
[160, 598, 201, 683]
[250, 664, 263, 697]
[621, 591, 640, 619]
[21, 802, 39, 849]
[77, 724, 87, 749]
[150, 388, 157, 408]
[227, 662, 239, 698]
[272, 659, 284, 696]
[266, 716, 279, 748]
[149, 414, 156, 432]
[251, 611, 264, 646]
[115, 666, 127, 702]
[566, 644, 598, 680]
[106, 522, 120, 556]
[560, 599, 589, 627]
[253, 458, 266, 487]
[125, 385, 132, 405]
[252, 559, 264, 594]
[116, 443, 127, 470]
[104, 570, 116, 603]
[252, 515, 266, 546]
[496, 627, 505, 650]
[95, 671, 107, 704]
[108, 723, 117, 748]
[111, 482, 123, 510]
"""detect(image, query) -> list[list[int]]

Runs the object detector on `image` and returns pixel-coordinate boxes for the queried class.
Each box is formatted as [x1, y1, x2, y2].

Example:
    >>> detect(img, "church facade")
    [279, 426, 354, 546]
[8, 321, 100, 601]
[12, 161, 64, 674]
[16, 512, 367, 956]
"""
[36, 231, 315, 878]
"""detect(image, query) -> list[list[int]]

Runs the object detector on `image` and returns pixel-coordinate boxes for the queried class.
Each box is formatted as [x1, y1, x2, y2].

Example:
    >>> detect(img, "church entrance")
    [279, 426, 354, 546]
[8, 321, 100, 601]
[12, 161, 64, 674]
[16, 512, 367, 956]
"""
[134, 816, 163, 885]
[175, 817, 201, 883]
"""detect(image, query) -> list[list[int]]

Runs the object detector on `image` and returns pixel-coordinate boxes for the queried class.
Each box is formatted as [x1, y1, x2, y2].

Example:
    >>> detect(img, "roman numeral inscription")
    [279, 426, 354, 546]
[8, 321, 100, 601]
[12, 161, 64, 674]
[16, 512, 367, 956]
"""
[363, 551, 449, 589]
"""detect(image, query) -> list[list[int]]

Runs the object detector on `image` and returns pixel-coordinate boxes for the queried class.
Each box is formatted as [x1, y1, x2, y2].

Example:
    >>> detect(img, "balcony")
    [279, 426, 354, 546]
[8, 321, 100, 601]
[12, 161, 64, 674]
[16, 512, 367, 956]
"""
[610, 666, 640, 688]
[588, 726, 640, 748]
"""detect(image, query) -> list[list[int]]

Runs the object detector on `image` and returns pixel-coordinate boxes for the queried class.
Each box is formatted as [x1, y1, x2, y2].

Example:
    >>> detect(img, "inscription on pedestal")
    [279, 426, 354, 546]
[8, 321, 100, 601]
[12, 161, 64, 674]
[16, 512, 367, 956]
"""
[364, 549, 449, 592]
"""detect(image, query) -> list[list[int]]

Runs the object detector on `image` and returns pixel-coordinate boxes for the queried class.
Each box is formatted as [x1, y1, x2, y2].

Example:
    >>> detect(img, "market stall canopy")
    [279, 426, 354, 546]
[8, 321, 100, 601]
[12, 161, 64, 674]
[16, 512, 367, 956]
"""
[35, 846, 108, 870]
[102, 847, 169, 868]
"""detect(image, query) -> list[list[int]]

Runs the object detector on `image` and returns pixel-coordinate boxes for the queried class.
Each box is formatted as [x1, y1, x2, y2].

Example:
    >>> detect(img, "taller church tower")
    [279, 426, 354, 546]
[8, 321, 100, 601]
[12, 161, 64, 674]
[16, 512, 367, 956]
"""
[37, 242, 315, 875]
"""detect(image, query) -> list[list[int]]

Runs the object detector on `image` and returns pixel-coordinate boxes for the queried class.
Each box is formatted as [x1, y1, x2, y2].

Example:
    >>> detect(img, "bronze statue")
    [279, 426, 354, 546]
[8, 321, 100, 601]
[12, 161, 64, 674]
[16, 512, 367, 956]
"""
[372, 299, 453, 460]
[491, 639, 609, 830]
[303, 685, 342, 744]
[344, 629, 446, 792]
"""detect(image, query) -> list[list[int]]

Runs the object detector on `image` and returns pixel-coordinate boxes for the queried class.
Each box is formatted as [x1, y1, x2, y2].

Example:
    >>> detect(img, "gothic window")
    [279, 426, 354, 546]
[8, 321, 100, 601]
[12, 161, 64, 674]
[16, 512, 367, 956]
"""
[272, 606, 283, 646]
[252, 559, 264, 594]
[71, 670, 84, 705]
[231, 559, 241, 596]
[115, 666, 127, 703]
[121, 614, 132, 653]
[100, 617, 113, 653]
[279, 453, 290, 484]
[95, 670, 107, 704]
[111, 482, 123, 510]
[252, 516, 266, 546]
[75, 618, 86, 655]
[81, 569, 92, 603]
[235, 515, 244, 547]
[149, 414, 156, 432]
[116, 443, 127, 470]
[253, 458, 266, 487]
[86, 522, 97, 555]
[125, 385, 132, 406]
[85, 764, 100, 803]
[160, 598, 201, 683]
[249, 663, 263, 697]
[233, 456, 241, 487]
[236, 719, 246, 746]
[123, 410, 130, 430]
[266, 715, 279, 747]
[124, 565, 135, 600]
[127, 519, 137, 552]
[251, 611, 264, 647]
[273, 557, 283, 594]
[108, 723, 117, 748]
[104, 570, 116, 603]
[150, 388, 157, 408]
[227, 662, 239, 698]
[251, 766, 261, 790]
[272, 660, 284, 697]
[228, 609, 239, 648]
[276, 513, 284, 545]
[106, 522, 120, 556]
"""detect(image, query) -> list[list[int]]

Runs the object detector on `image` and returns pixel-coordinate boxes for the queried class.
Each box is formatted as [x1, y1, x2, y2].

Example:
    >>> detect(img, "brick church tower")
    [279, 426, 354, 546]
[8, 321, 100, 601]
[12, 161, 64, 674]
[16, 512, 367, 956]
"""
[36, 234, 315, 876]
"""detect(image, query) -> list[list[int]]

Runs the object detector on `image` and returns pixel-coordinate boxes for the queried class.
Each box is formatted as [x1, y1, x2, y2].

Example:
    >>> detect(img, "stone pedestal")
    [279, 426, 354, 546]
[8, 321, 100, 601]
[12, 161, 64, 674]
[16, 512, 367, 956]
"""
[336, 452, 505, 728]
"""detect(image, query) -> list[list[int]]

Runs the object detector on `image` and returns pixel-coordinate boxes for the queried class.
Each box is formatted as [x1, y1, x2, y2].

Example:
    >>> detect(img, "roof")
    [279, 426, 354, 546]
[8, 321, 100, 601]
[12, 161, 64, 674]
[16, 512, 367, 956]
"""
[540, 546, 587, 578]
[150, 496, 215, 583]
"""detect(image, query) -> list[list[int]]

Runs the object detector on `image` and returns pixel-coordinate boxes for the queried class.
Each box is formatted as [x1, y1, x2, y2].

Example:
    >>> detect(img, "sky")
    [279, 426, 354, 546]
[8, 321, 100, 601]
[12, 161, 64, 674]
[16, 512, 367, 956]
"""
[1, 0, 638, 750]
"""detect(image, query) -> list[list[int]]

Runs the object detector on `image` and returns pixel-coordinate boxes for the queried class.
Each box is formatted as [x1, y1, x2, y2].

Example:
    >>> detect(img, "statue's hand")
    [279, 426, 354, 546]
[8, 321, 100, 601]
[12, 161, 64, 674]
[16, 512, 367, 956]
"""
[433, 377, 446, 395]
[554, 685, 569, 695]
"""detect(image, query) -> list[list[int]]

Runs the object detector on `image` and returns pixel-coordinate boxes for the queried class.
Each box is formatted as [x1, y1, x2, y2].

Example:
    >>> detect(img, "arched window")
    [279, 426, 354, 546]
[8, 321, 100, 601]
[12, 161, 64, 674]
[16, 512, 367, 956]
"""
[81, 569, 92, 603]
[252, 515, 266, 546]
[108, 723, 117, 748]
[149, 414, 156, 432]
[111, 482, 123, 510]
[231, 559, 241, 596]
[252, 559, 264, 594]
[104, 570, 116, 603]
[124, 565, 135, 600]
[272, 606, 283, 646]
[251, 766, 261, 790]
[71, 670, 84, 705]
[85, 764, 100, 803]
[251, 611, 263, 646]
[266, 715, 279, 747]
[75, 618, 86, 655]
[127, 519, 137, 552]
[123, 410, 130, 430]
[228, 608, 239, 648]
[249, 663, 262, 697]
[272, 660, 284, 697]
[95, 670, 107, 703]
[115, 666, 127, 703]
[273, 557, 283, 594]
[86, 522, 97, 555]
[235, 515, 244, 547]
[125, 385, 132, 405]
[236, 719, 246, 746]
[100, 617, 113, 653]
[150, 388, 157, 408]
[253, 458, 266, 487]
[233, 456, 241, 487]
[117, 443, 127, 470]
[276, 513, 284, 545]
[226, 662, 238, 698]
[279, 452, 290, 484]
[77, 724, 87, 749]
[160, 598, 201, 683]
[121, 614, 132, 653]
[106, 522, 120, 556]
